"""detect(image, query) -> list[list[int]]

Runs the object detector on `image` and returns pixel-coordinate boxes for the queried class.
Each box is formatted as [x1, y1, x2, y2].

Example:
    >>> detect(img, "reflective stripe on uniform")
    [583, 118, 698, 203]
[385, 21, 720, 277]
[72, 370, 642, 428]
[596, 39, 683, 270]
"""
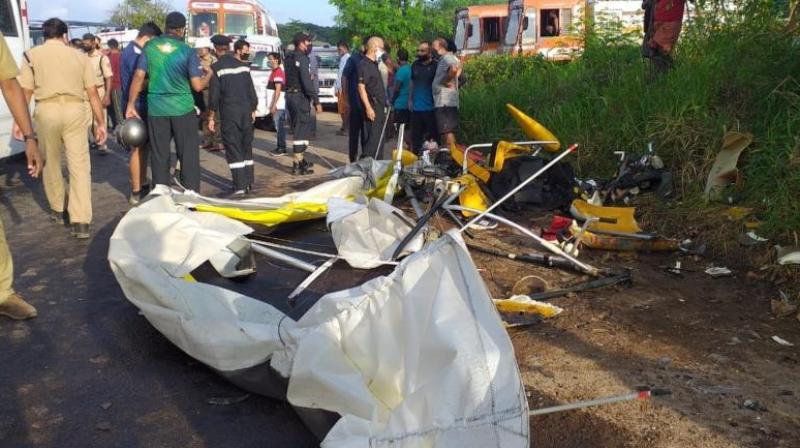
[244, 160, 254, 166]
[217, 66, 250, 77]
[229, 161, 247, 169]
[291, 140, 309, 146]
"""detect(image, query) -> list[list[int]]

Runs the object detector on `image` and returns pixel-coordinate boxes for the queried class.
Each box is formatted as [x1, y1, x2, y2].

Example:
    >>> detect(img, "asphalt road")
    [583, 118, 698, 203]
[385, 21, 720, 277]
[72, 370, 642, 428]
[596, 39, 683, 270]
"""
[0, 112, 352, 447]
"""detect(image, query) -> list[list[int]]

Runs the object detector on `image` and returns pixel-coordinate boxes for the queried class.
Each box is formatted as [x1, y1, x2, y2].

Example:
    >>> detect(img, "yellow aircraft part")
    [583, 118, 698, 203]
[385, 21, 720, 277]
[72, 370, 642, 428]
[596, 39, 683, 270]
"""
[490, 140, 536, 173]
[365, 163, 398, 199]
[392, 148, 419, 167]
[506, 103, 561, 152]
[450, 144, 492, 183]
[456, 174, 491, 217]
[493, 297, 563, 318]
[194, 202, 330, 227]
[571, 199, 643, 234]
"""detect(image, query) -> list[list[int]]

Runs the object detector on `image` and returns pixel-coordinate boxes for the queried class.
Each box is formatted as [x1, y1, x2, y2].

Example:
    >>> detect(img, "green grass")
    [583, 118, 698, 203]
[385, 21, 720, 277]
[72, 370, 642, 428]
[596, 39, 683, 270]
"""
[459, 6, 800, 240]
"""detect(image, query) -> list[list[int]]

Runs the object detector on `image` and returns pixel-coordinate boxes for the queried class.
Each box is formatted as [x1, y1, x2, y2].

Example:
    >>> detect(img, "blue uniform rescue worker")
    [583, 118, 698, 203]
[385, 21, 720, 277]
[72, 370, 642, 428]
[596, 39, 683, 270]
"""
[283, 32, 321, 175]
[208, 36, 258, 197]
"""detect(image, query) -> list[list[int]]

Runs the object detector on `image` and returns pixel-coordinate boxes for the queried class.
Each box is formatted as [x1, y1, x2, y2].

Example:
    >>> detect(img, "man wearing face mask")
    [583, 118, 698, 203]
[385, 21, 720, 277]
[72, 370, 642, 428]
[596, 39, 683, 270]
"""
[83, 33, 113, 154]
[357, 36, 387, 160]
[207, 37, 258, 197]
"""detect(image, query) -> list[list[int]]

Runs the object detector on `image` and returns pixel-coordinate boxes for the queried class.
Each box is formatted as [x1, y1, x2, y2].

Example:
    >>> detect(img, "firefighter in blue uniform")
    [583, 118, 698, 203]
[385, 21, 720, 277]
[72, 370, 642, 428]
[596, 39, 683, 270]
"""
[283, 32, 321, 175]
[208, 35, 258, 196]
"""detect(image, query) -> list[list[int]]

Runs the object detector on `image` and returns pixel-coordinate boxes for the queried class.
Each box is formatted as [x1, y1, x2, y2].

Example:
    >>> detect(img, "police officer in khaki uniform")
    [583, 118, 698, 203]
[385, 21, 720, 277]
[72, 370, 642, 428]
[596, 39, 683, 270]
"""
[17, 18, 107, 239]
[0, 32, 44, 320]
[195, 37, 222, 151]
[83, 33, 113, 154]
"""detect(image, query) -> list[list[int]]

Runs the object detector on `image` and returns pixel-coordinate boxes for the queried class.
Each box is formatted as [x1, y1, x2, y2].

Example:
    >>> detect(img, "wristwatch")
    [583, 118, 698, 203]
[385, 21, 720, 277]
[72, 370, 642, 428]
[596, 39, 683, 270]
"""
[23, 134, 37, 142]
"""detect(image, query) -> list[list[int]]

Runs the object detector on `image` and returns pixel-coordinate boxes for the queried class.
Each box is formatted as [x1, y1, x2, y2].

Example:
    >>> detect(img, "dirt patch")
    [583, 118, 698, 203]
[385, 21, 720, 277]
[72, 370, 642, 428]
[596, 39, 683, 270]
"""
[458, 217, 800, 447]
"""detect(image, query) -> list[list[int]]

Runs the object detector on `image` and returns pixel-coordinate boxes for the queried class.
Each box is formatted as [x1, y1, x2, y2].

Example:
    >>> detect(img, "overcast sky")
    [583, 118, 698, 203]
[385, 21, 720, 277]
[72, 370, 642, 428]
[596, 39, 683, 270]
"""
[28, 0, 338, 26]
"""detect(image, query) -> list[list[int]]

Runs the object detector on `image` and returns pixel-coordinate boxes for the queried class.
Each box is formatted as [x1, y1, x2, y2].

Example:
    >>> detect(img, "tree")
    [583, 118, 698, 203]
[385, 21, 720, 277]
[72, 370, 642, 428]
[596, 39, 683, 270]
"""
[279, 20, 344, 45]
[330, 0, 502, 51]
[109, 0, 171, 29]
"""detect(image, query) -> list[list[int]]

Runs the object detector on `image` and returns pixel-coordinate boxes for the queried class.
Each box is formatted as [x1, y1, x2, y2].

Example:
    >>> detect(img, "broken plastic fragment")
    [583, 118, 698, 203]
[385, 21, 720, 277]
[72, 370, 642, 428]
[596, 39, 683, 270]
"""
[771, 336, 794, 347]
[493, 295, 563, 319]
[705, 267, 733, 278]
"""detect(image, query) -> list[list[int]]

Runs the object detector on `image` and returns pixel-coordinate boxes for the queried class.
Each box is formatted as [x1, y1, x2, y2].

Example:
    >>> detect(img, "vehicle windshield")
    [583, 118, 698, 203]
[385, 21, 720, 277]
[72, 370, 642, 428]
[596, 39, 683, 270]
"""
[190, 12, 217, 37]
[317, 54, 339, 69]
[224, 13, 255, 35]
[251, 51, 270, 70]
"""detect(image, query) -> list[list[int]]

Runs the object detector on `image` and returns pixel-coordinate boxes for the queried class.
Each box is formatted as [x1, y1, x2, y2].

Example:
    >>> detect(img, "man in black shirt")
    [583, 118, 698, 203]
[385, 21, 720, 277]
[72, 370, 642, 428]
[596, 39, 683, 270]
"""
[208, 36, 258, 196]
[357, 36, 387, 160]
[409, 41, 438, 153]
[284, 32, 321, 175]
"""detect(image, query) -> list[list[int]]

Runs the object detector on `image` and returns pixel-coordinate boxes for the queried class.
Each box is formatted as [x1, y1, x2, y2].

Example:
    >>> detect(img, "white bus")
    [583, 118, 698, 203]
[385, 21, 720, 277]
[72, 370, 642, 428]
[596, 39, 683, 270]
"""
[0, 0, 29, 159]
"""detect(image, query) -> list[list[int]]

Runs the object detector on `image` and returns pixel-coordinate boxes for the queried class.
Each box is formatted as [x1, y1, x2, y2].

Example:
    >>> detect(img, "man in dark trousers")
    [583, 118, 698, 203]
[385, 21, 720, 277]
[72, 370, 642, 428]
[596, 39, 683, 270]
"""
[125, 11, 213, 193]
[283, 32, 321, 175]
[342, 42, 365, 161]
[208, 36, 258, 197]
[357, 36, 387, 160]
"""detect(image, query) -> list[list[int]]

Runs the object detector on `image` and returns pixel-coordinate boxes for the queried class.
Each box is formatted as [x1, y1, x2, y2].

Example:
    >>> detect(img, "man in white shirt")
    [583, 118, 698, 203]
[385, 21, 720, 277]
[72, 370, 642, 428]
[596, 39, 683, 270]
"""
[335, 40, 350, 136]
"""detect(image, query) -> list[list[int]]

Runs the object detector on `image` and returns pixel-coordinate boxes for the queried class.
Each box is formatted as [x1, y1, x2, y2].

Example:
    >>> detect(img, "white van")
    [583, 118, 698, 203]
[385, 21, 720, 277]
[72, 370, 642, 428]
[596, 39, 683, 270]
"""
[0, 0, 30, 159]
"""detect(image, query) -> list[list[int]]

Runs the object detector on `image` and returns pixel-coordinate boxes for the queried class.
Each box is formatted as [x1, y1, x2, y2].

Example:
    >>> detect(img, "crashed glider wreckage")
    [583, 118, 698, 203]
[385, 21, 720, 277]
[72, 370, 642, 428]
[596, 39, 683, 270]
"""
[108, 187, 530, 446]
[108, 104, 652, 445]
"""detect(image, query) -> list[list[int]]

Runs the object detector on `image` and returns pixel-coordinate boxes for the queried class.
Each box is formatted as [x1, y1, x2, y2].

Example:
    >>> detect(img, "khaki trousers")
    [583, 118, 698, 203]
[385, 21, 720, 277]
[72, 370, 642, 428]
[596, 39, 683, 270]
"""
[0, 215, 13, 304]
[35, 99, 93, 224]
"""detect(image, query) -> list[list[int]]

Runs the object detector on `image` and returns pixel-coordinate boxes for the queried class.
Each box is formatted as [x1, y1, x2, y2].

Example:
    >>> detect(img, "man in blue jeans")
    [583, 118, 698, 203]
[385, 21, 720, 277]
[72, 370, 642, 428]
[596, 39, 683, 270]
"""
[267, 52, 287, 154]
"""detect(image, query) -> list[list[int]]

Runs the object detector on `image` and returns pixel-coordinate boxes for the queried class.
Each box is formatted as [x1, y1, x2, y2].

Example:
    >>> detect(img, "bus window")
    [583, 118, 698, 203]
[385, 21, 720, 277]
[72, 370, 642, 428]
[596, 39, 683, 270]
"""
[224, 13, 255, 35]
[483, 17, 501, 43]
[541, 9, 560, 37]
[250, 51, 269, 70]
[0, 0, 18, 37]
[191, 13, 217, 37]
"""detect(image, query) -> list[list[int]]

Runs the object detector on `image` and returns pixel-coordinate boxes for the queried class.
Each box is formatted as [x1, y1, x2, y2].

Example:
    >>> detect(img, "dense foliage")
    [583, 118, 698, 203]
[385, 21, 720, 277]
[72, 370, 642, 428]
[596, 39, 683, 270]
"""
[459, 0, 800, 236]
[278, 20, 344, 45]
[108, 0, 170, 29]
[330, 0, 502, 50]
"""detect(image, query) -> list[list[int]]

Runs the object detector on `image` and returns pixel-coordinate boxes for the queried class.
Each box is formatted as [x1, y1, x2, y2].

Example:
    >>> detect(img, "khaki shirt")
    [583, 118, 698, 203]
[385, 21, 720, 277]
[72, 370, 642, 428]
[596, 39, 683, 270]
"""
[0, 33, 18, 81]
[88, 50, 112, 88]
[18, 40, 95, 102]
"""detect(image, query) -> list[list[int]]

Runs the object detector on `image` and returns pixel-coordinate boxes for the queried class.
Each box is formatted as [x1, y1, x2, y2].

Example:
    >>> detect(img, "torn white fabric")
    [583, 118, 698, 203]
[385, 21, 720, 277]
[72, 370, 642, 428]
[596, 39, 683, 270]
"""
[109, 193, 529, 447]
[108, 194, 289, 371]
[327, 197, 423, 269]
[285, 231, 529, 447]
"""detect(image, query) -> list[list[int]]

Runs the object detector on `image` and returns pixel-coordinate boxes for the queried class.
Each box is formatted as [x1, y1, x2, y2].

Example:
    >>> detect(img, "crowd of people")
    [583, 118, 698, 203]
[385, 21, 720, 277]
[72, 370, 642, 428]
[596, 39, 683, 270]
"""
[337, 36, 463, 162]
[0, 11, 468, 321]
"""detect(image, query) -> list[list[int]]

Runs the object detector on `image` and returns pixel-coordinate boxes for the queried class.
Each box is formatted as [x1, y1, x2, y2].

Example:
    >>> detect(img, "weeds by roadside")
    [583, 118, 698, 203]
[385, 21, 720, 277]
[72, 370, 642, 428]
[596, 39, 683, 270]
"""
[459, 3, 800, 250]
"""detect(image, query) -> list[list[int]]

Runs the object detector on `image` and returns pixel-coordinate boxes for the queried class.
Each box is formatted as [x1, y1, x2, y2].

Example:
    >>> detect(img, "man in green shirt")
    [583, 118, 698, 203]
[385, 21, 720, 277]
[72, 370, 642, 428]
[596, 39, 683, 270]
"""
[126, 12, 212, 192]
